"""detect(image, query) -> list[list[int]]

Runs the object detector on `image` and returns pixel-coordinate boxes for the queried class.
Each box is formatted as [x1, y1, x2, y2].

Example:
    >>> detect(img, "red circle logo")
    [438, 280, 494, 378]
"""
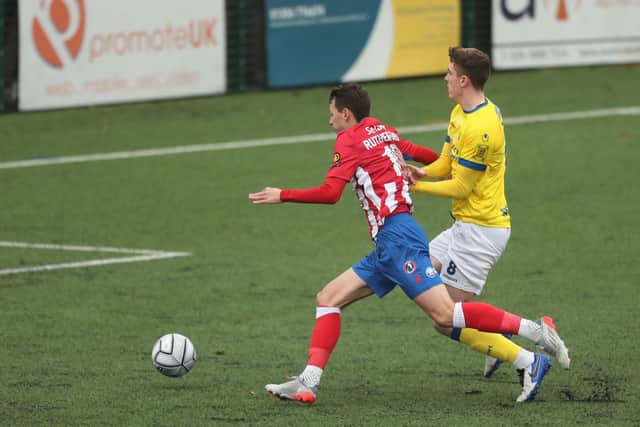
[32, 0, 86, 68]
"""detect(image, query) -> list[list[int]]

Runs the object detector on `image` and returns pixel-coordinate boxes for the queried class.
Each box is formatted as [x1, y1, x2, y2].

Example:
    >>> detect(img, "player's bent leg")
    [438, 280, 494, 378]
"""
[421, 287, 546, 401]
[437, 323, 526, 378]
[451, 301, 571, 370]
[265, 268, 374, 405]
[439, 285, 511, 378]
[412, 284, 455, 328]
[482, 333, 513, 378]
[316, 267, 374, 308]
[457, 329, 522, 366]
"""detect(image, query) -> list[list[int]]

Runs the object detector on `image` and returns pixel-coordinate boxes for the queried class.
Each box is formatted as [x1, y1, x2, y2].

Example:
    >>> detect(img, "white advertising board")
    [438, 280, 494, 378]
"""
[19, 0, 226, 111]
[492, 0, 640, 70]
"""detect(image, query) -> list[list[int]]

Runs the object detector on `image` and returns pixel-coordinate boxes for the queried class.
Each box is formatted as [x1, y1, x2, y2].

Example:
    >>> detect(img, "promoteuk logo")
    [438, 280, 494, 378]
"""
[32, 0, 86, 68]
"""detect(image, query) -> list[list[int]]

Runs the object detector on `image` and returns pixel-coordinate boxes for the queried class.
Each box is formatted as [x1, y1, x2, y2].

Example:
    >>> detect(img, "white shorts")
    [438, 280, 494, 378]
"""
[429, 221, 510, 295]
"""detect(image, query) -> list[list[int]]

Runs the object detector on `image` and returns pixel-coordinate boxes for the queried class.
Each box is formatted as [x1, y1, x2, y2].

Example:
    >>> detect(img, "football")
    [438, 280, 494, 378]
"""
[151, 333, 197, 377]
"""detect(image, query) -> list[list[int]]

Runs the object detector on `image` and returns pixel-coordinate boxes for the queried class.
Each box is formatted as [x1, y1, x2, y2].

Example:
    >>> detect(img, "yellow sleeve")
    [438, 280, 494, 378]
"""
[422, 142, 451, 179]
[412, 164, 483, 199]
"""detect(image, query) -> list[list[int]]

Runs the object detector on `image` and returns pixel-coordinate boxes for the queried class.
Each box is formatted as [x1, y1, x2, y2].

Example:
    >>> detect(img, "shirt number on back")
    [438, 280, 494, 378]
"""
[382, 145, 403, 177]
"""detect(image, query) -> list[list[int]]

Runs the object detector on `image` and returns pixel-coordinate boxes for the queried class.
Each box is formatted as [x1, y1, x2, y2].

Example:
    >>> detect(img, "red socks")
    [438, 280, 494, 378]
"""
[461, 302, 522, 334]
[306, 303, 522, 369]
[307, 307, 341, 369]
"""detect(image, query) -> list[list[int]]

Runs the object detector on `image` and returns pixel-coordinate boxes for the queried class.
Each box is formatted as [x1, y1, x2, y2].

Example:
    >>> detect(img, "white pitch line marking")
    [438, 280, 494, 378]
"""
[0, 106, 638, 170]
[0, 241, 190, 276]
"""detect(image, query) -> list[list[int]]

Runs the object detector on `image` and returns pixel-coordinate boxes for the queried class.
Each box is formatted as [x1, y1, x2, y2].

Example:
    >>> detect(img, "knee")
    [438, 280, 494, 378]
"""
[414, 287, 456, 328]
[316, 288, 332, 306]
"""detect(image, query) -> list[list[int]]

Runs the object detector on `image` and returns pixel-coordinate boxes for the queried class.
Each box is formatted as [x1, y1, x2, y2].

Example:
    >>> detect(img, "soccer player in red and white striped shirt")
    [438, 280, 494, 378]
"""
[249, 83, 568, 405]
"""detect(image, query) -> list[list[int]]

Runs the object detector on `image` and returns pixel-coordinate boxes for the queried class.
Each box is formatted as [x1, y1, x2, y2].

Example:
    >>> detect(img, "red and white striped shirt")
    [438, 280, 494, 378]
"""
[281, 117, 438, 240]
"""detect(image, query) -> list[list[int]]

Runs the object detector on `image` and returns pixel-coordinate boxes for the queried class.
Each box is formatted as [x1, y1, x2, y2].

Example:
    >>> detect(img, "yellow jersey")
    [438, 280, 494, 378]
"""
[414, 98, 510, 227]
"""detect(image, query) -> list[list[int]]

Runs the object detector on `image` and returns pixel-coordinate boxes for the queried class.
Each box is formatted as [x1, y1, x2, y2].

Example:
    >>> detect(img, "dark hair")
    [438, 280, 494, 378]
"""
[448, 47, 491, 90]
[329, 83, 370, 121]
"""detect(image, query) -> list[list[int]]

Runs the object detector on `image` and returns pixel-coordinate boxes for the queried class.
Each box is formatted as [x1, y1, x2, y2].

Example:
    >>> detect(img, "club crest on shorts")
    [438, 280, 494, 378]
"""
[425, 267, 437, 278]
[403, 260, 416, 274]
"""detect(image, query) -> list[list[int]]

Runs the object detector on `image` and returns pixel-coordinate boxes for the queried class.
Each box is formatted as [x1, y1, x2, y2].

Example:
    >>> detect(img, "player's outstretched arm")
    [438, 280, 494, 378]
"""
[249, 177, 348, 205]
[249, 187, 283, 204]
[412, 166, 482, 199]
[421, 142, 452, 179]
[399, 141, 452, 184]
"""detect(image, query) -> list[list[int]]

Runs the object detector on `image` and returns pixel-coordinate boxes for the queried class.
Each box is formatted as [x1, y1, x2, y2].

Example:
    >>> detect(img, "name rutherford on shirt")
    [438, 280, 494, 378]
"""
[362, 131, 400, 150]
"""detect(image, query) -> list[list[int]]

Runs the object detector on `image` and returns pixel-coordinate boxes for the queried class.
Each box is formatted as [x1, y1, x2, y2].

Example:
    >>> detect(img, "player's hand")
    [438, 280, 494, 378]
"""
[248, 187, 283, 204]
[388, 145, 420, 185]
[403, 164, 427, 185]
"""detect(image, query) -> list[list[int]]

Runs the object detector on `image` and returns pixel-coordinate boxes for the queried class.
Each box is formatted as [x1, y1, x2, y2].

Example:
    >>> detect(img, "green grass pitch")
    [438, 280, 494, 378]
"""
[1, 64, 639, 426]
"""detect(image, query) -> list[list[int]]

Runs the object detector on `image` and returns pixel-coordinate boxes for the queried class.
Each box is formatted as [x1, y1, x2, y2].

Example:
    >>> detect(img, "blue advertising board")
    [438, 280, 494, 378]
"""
[265, 0, 460, 88]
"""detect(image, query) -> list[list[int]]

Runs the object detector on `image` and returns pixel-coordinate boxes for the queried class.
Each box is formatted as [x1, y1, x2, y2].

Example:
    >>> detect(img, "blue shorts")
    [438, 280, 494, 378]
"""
[353, 213, 443, 299]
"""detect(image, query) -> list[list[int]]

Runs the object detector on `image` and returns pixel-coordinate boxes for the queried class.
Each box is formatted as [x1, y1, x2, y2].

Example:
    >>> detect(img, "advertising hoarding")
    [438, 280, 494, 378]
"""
[493, 0, 640, 70]
[19, 0, 226, 111]
[265, 0, 460, 88]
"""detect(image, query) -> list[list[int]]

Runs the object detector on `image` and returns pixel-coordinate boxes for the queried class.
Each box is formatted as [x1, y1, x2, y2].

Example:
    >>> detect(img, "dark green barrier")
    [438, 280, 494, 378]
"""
[1, 0, 17, 112]
[0, 0, 5, 111]
[226, 0, 265, 92]
[462, 0, 491, 55]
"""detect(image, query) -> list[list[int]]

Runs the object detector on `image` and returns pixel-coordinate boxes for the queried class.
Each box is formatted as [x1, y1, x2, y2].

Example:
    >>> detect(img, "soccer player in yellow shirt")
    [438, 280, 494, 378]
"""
[407, 47, 570, 380]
